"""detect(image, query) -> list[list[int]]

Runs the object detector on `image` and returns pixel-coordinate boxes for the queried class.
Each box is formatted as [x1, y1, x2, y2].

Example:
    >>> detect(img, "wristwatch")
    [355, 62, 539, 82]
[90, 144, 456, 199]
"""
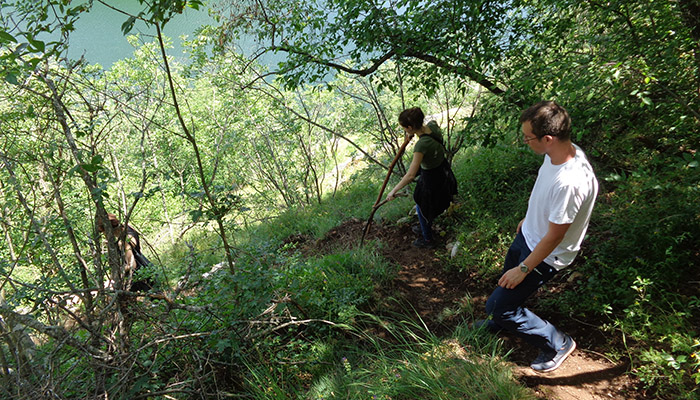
[518, 262, 530, 274]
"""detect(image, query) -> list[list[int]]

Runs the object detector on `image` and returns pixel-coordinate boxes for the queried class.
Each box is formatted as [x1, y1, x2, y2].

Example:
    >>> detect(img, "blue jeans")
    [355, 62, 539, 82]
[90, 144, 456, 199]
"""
[416, 204, 432, 241]
[485, 232, 567, 352]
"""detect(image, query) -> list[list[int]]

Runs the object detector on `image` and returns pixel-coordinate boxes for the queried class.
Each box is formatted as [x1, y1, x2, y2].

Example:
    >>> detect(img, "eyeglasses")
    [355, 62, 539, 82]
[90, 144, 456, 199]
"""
[522, 135, 539, 144]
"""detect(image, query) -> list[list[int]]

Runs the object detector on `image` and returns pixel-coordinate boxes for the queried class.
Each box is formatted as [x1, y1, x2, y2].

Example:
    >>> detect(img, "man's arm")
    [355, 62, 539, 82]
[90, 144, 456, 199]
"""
[498, 222, 571, 289]
[123, 242, 138, 273]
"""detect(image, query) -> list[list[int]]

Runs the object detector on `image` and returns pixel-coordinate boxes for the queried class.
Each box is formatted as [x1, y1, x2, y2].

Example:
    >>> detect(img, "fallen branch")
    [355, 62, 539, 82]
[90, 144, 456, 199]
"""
[0, 305, 111, 361]
[246, 319, 344, 340]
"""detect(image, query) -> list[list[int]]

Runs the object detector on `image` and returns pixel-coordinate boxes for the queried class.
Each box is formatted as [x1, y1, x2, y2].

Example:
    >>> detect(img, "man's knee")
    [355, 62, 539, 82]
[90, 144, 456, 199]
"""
[486, 295, 506, 318]
[486, 294, 516, 326]
[485, 295, 497, 316]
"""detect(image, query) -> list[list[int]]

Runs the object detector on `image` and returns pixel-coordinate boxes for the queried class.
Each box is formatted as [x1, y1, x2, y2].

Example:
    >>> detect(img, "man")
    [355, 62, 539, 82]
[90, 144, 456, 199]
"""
[483, 101, 598, 372]
[97, 213, 154, 292]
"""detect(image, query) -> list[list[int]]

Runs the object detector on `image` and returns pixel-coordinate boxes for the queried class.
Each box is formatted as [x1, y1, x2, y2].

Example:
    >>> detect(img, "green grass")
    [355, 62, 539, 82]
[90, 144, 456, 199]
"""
[201, 145, 542, 399]
[241, 167, 383, 245]
[443, 145, 539, 276]
[148, 142, 700, 399]
[243, 312, 534, 400]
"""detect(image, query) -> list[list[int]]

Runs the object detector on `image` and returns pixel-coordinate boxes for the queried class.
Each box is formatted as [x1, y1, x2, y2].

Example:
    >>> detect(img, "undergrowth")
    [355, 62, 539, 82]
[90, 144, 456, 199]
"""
[244, 313, 533, 400]
[164, 156, 540, 399]
[447, 144, 540, 277]
[123, 139, 699, 398]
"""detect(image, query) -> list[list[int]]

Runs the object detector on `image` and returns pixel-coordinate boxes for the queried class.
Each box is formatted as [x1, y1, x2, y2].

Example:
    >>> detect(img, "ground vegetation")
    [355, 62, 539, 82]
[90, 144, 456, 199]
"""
[0, 0, 698, 398]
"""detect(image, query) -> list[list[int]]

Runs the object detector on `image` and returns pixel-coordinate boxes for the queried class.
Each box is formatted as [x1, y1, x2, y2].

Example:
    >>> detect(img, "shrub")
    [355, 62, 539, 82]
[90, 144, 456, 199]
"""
[448, 144, 540, 275]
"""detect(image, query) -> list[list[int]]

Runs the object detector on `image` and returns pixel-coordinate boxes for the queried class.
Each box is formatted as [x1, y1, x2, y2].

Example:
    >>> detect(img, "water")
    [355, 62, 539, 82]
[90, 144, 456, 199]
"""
[65, 1, 214, 68]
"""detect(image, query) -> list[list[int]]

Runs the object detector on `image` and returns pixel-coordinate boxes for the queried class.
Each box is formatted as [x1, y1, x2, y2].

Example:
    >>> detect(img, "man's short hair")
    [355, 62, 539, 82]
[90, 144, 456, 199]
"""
[520, 101, 571, 141]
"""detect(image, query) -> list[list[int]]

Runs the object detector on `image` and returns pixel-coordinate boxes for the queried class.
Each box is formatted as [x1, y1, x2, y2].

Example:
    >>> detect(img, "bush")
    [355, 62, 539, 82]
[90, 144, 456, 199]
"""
[552, 146, 700, 396]
[283, 248, 395, 322]
[447, 144, 540, 275]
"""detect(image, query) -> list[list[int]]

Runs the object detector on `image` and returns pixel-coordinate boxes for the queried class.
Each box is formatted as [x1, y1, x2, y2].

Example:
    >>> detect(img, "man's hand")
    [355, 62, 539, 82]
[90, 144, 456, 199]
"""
[498, 267, 527, 289]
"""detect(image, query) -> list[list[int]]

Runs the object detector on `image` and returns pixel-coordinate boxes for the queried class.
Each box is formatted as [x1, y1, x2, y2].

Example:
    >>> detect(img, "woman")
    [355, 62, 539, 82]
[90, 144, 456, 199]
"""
[386, 107, 458, 248]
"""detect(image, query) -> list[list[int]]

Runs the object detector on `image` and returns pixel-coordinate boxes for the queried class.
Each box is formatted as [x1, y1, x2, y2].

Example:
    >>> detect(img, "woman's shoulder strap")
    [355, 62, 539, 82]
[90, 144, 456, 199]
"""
[426, 121, 444, 145]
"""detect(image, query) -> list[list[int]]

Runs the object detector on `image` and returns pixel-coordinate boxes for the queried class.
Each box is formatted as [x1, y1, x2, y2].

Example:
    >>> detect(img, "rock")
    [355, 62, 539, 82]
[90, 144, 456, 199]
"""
[446, 241, 460, 258]
[567, 271, 583, 283]
[202, 262, 227, 280]
[397, 216, 413, 225]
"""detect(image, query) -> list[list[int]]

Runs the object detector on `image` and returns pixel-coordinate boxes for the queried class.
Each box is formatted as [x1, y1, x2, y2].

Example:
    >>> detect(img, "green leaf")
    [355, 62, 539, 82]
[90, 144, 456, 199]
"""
[215, 339, 230, 351]
[27, 37, 45, 52]
[13, 43, 28, 56]
[0, 30, 16, 43]
[81, 164, 100, 172]
[4, 73, 18, 85]
[188, 0, 203, 10]
[121, 16, 137, 35]
[189, 209, 203, 222]
[26, 58, 42, 69]
[80, 155, 104, 172]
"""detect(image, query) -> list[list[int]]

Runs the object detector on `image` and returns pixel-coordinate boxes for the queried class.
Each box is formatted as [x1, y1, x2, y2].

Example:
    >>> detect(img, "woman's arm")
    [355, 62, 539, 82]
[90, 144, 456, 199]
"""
[386, 151, 424, 201]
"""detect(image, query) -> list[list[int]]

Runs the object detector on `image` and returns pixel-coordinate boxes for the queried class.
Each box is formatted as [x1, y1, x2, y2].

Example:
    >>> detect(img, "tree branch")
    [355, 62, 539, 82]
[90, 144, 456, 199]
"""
[403, 51, 507, 98]
[271, 43, 514, 103]
[273, 46, 396, 77]
[0, 305, 111, 361]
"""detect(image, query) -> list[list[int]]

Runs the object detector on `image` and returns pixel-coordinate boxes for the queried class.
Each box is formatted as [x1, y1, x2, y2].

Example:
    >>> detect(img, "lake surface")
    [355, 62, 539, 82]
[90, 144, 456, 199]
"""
[65, 0, 214, 68]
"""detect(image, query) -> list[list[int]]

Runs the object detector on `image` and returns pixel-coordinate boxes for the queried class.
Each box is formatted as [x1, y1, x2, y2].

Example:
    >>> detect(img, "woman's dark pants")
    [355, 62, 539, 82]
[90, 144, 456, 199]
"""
[416, 204, 433, 241]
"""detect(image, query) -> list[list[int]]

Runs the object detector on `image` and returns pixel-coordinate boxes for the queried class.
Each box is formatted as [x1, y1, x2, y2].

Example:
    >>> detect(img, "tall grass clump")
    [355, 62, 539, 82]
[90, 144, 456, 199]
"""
[298, 313, 535, 400]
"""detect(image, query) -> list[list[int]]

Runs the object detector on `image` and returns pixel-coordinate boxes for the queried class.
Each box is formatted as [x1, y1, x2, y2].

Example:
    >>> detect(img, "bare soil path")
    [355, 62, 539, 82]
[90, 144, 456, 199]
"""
[302, 218, 648, 400]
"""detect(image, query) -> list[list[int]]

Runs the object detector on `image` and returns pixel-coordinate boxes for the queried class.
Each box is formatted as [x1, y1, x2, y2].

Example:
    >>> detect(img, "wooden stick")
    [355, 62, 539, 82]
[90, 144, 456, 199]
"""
[360, 135, 413, 246]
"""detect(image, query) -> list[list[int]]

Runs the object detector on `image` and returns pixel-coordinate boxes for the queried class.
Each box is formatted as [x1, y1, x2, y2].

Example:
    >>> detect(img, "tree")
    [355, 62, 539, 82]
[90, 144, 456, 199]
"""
[212, 0, 530, 102]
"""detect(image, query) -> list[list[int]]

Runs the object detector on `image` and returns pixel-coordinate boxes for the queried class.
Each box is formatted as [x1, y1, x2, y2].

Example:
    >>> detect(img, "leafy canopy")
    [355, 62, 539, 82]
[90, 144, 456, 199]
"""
[214, 0, 531, 97]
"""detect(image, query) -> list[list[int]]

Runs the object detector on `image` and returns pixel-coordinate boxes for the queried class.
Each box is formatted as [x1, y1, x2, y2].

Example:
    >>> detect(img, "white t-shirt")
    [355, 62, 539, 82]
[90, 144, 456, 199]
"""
[522, 144, 598, 269]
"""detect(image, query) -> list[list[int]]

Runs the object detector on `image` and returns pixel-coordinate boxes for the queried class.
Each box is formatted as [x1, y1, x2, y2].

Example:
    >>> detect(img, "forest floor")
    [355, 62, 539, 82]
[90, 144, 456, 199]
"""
[299, 218, 648, 400]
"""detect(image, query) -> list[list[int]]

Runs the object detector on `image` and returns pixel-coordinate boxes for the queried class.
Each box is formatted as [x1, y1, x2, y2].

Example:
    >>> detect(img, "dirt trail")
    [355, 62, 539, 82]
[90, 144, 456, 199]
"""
[306, 218, 646, 400]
